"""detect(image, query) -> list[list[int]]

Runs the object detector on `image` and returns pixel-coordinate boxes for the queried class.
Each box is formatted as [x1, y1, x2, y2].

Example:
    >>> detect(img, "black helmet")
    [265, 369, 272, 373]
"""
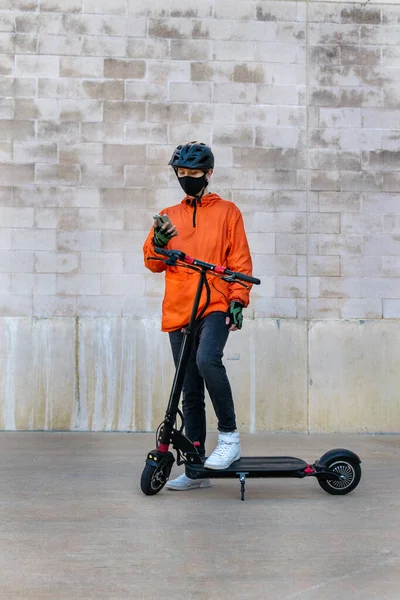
[168, 141, 214, 171]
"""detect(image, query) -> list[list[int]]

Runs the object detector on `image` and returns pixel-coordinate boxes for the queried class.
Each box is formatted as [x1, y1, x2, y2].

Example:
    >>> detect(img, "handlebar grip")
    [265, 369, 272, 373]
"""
[154, 246, 170, 256]
[232, 272, 261, 285]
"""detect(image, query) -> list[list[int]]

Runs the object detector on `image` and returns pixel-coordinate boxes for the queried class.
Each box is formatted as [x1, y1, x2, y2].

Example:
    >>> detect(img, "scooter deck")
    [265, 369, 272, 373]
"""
[186, 456, 308, 479]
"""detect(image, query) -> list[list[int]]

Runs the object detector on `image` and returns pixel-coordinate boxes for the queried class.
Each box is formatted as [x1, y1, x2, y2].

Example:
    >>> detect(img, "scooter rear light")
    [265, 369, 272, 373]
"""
[193, 442, 200, 447]
[158, 443, 169, 453]
[304, 465, 315, 474]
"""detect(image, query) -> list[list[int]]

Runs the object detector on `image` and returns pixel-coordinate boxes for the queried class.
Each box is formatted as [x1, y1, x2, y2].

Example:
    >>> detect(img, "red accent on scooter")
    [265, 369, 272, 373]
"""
[184, 255, 195, 265]
[304, 465, 315, 474]
[214, 265, 225, 274]
[158, 444, 169, 453]
[193, 442, 200, 447]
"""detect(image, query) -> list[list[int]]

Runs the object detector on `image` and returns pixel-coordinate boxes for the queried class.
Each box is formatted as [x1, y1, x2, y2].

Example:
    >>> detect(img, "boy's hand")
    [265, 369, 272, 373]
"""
[153, 219, 178, 247]
[226, 301, 243, 332]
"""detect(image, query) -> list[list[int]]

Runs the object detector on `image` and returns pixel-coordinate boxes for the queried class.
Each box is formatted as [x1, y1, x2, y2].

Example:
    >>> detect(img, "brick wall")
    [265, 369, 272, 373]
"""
[0, 0, 399, 320]
[1, 0, 400, 431]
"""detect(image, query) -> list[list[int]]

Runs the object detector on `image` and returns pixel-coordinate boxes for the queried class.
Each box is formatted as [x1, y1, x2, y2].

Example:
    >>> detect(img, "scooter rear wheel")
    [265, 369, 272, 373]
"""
[140, 463, 171, 496]
[318, 458, 361, 495]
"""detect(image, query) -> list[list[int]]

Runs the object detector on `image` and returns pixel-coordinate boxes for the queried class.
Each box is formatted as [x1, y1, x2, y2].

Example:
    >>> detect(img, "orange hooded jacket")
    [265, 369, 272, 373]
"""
[143, 193, 253, 332]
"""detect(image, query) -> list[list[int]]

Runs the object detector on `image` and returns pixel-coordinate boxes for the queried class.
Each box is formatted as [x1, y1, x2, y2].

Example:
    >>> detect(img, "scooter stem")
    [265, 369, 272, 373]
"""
[158, 268, 207, 448]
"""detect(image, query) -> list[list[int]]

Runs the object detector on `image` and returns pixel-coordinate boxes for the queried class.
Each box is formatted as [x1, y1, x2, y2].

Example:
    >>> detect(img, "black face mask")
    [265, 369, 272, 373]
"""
[178, 174, 208, 198]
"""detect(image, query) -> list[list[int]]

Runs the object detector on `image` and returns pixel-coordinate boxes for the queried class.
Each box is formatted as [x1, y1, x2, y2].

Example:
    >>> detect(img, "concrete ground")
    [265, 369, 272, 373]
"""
[0, 432, 399, 600]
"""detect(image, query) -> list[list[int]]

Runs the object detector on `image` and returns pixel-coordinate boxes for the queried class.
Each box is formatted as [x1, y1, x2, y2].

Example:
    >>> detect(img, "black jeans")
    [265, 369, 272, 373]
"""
[168, 311, 236, 459]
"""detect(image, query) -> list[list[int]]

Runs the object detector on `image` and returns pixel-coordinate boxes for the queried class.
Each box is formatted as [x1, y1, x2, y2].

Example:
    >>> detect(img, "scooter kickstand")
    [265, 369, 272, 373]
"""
[238, 472, 248, 501]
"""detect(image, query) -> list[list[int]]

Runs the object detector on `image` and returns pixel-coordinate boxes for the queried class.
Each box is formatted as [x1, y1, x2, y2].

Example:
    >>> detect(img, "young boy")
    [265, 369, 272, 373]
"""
[143, 142, 254, 490]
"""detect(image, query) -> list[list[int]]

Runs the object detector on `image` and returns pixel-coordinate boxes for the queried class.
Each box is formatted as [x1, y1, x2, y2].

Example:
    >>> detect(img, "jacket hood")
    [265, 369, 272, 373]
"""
[181, 192, 221, 207]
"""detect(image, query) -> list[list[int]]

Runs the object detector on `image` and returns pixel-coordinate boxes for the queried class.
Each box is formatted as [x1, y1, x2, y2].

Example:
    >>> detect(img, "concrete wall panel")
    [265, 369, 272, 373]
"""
[0, 317, 76, 430]
[309, 320, 400, 432]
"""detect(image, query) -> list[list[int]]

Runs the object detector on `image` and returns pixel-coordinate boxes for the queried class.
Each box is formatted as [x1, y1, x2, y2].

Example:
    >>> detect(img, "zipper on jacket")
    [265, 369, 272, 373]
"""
[187, 194, 204, 228]
[192, 200, 197, 227]
[188, 196, 200, 228]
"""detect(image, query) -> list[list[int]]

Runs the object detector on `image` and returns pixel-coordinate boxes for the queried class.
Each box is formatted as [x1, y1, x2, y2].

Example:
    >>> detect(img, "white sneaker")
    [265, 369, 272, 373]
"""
[204, 431, 241, 470]
[166, 473, 211, 491]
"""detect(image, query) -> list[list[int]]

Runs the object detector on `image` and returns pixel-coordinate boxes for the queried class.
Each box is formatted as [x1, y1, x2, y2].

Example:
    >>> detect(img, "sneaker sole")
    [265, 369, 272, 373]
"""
[166, 480, 211, 491]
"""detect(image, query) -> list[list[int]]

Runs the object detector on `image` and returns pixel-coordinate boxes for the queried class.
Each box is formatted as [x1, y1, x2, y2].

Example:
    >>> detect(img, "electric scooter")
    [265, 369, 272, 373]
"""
[140, 247, 362, 501]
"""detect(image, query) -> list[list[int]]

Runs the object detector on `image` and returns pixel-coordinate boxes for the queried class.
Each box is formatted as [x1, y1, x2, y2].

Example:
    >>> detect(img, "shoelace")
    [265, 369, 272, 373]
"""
[213, 440, 238, 457]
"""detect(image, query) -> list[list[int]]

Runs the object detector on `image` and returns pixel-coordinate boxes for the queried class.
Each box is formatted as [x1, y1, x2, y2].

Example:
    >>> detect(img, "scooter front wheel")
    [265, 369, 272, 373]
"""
[318, 458, 361, 495]
[140, 462, 171, 496]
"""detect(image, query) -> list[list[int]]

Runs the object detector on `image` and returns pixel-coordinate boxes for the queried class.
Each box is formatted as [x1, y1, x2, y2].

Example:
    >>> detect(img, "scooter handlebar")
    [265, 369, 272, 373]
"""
[153, 247, 261, 285]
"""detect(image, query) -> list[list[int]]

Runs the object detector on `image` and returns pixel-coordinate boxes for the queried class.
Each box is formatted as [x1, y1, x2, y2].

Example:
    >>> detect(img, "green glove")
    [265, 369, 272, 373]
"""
[153, 225, 174, 248]
[227, 301, 243, 330]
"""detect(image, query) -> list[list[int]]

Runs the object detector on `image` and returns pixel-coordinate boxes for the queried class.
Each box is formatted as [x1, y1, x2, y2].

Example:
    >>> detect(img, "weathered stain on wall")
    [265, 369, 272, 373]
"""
[0, 0, 400, 431]
[0, 317, 76, 430]
[1, 317, 399, 432]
